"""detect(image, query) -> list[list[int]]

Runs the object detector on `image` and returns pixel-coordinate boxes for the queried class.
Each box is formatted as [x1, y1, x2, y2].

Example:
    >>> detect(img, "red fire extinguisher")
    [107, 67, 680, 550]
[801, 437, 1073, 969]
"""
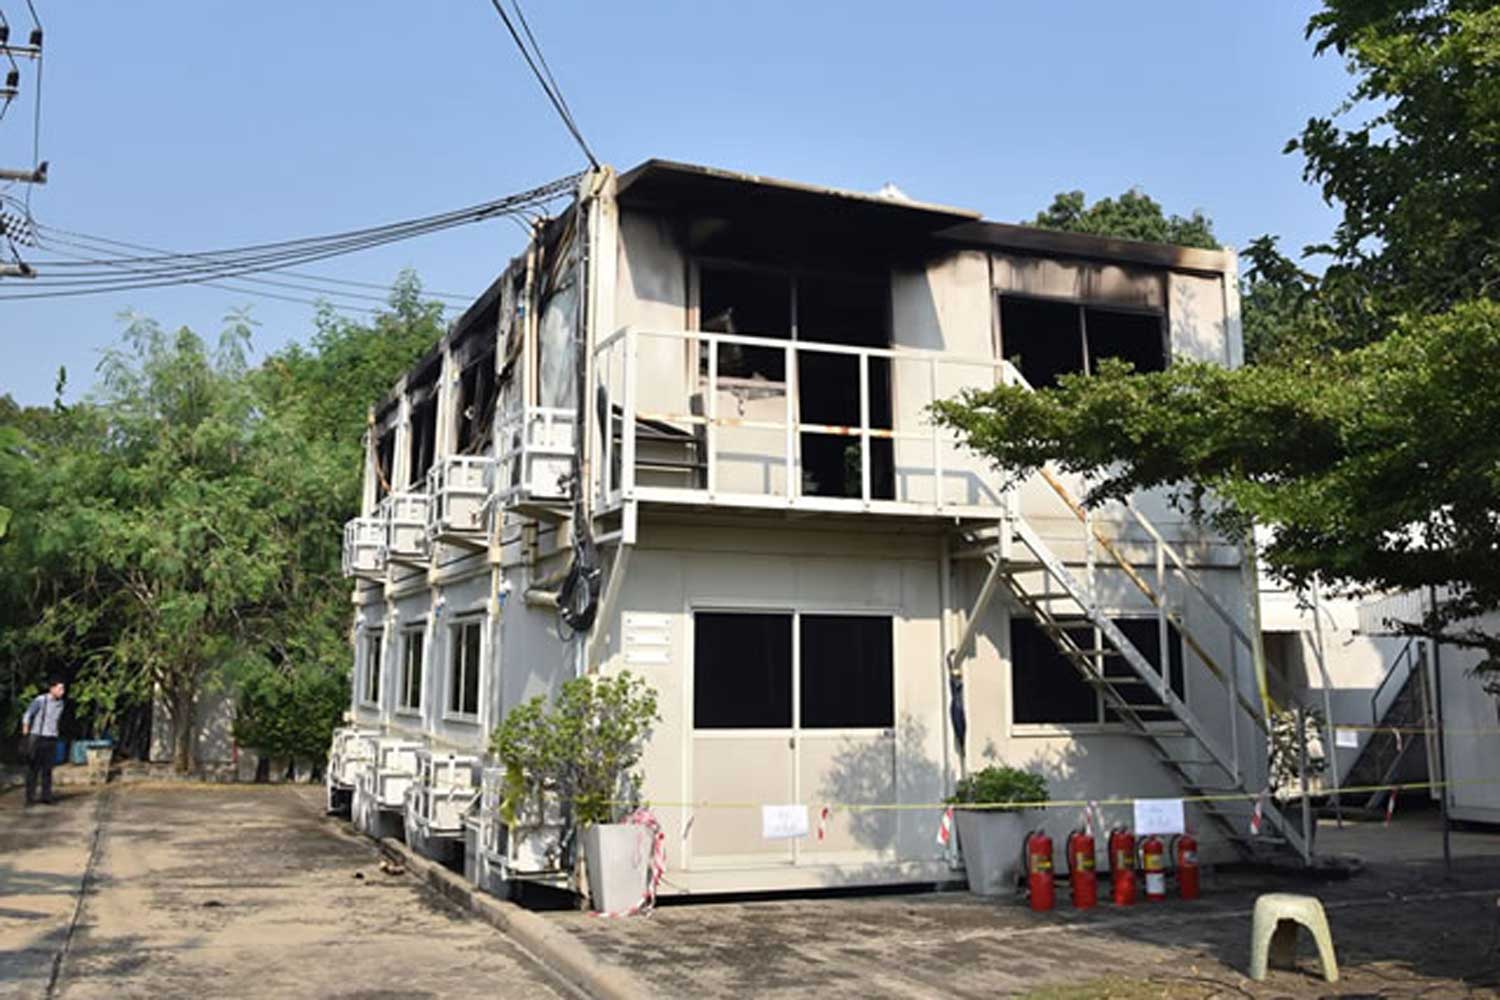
[1025, 829, 1055, 912]
[1140, 835, 1167, 902]
[1066, 828, 1097, 909]
[1174, 833, 1199, 900]
[1108, 826, 1136, 906]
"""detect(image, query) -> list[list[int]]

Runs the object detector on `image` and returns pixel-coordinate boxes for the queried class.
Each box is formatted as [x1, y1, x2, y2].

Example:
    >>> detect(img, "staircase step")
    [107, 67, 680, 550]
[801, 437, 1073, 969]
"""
[1065, 648, 1124, 658]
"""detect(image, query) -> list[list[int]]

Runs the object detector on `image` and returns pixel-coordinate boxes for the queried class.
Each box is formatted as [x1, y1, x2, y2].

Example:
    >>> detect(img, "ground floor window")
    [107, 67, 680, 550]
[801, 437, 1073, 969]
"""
[361, 630, 383, 706]
[1011, 616, 1185, 726]
[693, 610, 893, 729]
[447, 619, 482, 717]
[398, 628, 424, 712]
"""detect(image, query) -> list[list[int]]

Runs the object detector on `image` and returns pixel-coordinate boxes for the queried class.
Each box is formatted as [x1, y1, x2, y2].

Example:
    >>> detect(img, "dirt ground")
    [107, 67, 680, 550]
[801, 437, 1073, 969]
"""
[550, 810, 1500, 998]
[0, 782, 577, 999]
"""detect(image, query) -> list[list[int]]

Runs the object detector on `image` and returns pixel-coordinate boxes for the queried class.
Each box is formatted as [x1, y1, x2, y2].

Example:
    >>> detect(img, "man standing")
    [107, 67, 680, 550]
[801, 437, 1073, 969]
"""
[21, 676, 66, 806]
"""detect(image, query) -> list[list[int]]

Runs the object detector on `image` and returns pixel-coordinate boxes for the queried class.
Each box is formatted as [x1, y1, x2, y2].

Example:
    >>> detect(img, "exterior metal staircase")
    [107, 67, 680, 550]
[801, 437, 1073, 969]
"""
[950, 363, 1310, 863]
[1328, 638, 1429, 816]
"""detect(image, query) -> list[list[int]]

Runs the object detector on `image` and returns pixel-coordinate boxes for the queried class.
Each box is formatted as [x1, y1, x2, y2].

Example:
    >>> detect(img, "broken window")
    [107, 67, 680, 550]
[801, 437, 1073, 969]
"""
[448, 619, 482, 717]
[362, 631, 383, 706]
[696, 264, 894, 500]
[800, 615, 893, 728]
[456, 351, 499, 454]
[374, 428, 397, 503]
[1010, 616, 1185, 725]
[408, 394, 438, 488]
[1000, 296, 1166, 390]
[693, 612, 792, 729]
[398, 628, 424, 712]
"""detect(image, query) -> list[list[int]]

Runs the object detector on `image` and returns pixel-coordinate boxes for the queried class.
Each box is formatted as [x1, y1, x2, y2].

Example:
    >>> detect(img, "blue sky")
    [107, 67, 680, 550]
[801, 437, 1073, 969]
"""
[0, 1, 1350, 406]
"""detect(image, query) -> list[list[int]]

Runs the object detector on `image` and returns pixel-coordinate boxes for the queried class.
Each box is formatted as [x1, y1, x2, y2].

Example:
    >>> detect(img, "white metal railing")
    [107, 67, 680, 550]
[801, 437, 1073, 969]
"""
[426, 455, 494, 541]
[593, 328, 1008, 516]
[342, 517, 386, 577]
[379, 492, 431, 563]
[496, 402, 577, 507]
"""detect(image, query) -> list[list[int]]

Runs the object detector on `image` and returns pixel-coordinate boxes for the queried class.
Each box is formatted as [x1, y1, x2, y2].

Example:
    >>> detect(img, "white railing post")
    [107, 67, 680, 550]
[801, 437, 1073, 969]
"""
[859, 352, 871, 506]
[623, 330, 637, 498]
[707, 336, 718, 497]
[785, 343, 798, 503]
[1156, 541, 1170, 701]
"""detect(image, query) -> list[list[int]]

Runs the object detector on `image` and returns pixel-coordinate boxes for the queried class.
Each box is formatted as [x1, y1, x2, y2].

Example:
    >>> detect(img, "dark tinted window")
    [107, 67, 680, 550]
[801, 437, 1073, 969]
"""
[1001, 297, 1083, 390]
[693, 612, 792, 729]
[800, 615, 893, 728]
[1010, 619, 1097, 724]
[1086, 308, 1166, 375]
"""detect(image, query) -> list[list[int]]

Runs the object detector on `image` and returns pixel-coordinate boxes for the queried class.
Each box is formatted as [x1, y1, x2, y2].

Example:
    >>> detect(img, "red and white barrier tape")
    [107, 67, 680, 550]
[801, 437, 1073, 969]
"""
[937, 806, 954, 847]
[1385, 788, 1398, 826]
[1249, 788, 1268, 836]
[593, 808, 666, 919]
[816, 805, 831, 842]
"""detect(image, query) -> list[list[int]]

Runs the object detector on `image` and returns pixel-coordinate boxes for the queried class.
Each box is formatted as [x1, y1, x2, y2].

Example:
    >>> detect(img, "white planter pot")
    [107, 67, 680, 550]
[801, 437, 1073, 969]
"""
[581, 823, 652, 913]
[954, 809, 1030, 896]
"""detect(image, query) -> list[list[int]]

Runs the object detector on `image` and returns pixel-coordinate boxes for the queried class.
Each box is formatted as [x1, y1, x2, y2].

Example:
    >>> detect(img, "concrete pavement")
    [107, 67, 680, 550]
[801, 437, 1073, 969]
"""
[0, 783, 578, 999]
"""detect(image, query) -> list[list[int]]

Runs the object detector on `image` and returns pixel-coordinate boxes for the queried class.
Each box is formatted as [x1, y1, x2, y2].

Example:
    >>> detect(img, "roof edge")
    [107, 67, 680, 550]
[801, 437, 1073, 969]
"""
[939, 220, 1235, 275]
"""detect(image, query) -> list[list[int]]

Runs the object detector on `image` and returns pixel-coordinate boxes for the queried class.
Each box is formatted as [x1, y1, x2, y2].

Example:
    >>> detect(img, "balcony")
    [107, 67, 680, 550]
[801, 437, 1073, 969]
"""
[591, 329, 1008, 519]
[426, 455, 494, 546]
[342, 517, 386, 578]
[379, 492, 431, 566]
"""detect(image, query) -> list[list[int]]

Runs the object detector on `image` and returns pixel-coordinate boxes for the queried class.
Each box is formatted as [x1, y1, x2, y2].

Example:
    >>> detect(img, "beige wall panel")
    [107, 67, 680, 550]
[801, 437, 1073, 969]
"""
[1168, 271, 1229, 365]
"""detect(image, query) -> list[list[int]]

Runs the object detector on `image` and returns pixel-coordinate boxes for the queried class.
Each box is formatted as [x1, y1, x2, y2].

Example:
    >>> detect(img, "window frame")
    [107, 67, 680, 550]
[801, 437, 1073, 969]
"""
[996, 291, 1169, 390]
[444, 617, 484, 722]
[688, 604, 898, 735]
[396, 624, 425, 716]
[1008, 611, 1188, 736]
[360, 630, 384, 709]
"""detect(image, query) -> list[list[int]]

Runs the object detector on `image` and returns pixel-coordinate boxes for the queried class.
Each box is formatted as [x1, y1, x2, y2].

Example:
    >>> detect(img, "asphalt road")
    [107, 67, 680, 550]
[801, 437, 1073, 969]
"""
[0, 782, 577, 999]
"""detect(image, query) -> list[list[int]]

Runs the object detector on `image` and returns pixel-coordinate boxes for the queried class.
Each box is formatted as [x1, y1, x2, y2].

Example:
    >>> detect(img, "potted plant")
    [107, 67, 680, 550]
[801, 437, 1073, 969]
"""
[947, 765, 1049, 896]
[491, 671, 659, 911]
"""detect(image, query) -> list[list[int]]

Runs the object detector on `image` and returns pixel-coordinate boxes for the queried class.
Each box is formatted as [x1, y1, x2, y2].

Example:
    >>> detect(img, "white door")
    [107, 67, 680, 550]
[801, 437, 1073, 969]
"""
[688, 611, 896, 869]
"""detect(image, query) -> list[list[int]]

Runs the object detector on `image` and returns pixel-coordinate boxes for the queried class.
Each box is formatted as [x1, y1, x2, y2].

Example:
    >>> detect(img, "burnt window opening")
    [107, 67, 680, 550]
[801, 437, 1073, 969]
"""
[697, 265, 894, 500]
[800, 615, 893, 728]
[457, 352, 499, 454]
[694, 612, 792, 729]
[1000, 296, 1167, 390]
[374, 429, 397, 502]
[408, 395, 438, 488]
[448, 619, 482, 717]
[1011, 617, 1186, 725]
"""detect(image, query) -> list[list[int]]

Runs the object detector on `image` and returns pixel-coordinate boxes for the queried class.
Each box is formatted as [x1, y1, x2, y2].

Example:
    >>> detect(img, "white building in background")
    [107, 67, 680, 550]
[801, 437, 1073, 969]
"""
[327, 160, 1309, 898]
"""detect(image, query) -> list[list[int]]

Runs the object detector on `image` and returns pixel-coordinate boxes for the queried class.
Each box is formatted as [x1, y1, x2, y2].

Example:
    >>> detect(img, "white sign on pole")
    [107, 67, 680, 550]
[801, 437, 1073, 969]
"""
[762, 804, 810, 840]
[1335, 727, 1360, 749]
[1132, 798, 1186, 836]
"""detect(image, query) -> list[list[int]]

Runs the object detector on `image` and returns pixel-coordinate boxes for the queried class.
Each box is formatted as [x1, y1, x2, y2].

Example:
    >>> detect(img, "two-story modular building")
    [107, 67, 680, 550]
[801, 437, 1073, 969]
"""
[328, 161, 1306, 898]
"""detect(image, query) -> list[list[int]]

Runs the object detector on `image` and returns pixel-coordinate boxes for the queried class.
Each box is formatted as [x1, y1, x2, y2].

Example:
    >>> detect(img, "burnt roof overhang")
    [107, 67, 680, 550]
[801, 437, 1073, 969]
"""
[939, 220, 1234, 276]
[616, 159, 981, 254]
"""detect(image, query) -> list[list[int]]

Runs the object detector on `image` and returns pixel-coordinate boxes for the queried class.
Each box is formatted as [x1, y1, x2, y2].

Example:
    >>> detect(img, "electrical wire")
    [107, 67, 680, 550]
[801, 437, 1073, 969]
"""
[0, 173, 578, 299]
[31, 223, 477, 304]
[483, 0, 600, 170]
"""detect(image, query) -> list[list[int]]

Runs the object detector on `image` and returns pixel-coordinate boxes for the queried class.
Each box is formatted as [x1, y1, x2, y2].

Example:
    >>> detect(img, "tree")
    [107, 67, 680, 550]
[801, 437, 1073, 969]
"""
[1028, 188, 1220, 250]
[937, 1, 1500, 669]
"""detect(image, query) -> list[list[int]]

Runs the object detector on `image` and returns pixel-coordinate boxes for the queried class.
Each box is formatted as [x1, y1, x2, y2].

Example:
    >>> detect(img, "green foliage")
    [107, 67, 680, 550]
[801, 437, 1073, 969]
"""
[0, 274, 445, 768]
[1029, 188, 1220, 250]
[232, 659, 349, 763]
[946, 765, 1049, 809]
[490, 672, 660, 827]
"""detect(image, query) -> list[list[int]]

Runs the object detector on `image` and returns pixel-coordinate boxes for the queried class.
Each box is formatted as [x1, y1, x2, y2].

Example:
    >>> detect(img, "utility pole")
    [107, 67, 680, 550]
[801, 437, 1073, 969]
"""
[1428, 585, 1452, 875]
[0, 14, 46, 279]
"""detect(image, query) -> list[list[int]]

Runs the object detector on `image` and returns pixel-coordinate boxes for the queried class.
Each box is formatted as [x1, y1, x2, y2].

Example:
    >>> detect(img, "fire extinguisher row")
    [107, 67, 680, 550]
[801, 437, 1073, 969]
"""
[1024, 827, 1199, 912]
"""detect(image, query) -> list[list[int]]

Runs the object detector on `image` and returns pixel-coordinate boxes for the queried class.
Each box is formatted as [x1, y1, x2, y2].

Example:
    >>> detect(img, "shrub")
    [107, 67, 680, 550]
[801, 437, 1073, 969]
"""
[490, 672, 659, 827]
[946, 765, 1049, 809]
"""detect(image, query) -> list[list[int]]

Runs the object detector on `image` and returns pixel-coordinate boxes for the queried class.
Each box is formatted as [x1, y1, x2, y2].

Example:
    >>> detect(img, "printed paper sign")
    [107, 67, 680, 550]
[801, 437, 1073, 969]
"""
[1133, 798, 1185, 835]
[762, 804, 810, 840]
[1335, 728, 1360, 749]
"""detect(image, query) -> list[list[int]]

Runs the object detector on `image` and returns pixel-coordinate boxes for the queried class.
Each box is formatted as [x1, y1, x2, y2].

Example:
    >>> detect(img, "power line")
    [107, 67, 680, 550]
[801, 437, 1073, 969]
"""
[484, 0, 600, 170]
[0, 173, 578, 299]
[31, 222, 478, 303]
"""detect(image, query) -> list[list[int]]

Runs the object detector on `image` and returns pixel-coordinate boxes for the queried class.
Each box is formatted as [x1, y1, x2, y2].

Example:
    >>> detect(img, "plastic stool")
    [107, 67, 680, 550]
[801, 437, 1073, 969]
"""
[1250, 892, 1339, 983]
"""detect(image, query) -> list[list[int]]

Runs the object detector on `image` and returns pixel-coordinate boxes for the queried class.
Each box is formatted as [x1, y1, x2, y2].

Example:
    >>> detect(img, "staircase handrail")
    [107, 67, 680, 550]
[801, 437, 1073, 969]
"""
[1371, 636, 1420, 728]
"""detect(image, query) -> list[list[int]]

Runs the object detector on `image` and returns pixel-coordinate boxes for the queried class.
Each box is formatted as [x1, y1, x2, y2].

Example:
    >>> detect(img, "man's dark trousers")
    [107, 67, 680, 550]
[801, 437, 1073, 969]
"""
[25, 736, 57, 804]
